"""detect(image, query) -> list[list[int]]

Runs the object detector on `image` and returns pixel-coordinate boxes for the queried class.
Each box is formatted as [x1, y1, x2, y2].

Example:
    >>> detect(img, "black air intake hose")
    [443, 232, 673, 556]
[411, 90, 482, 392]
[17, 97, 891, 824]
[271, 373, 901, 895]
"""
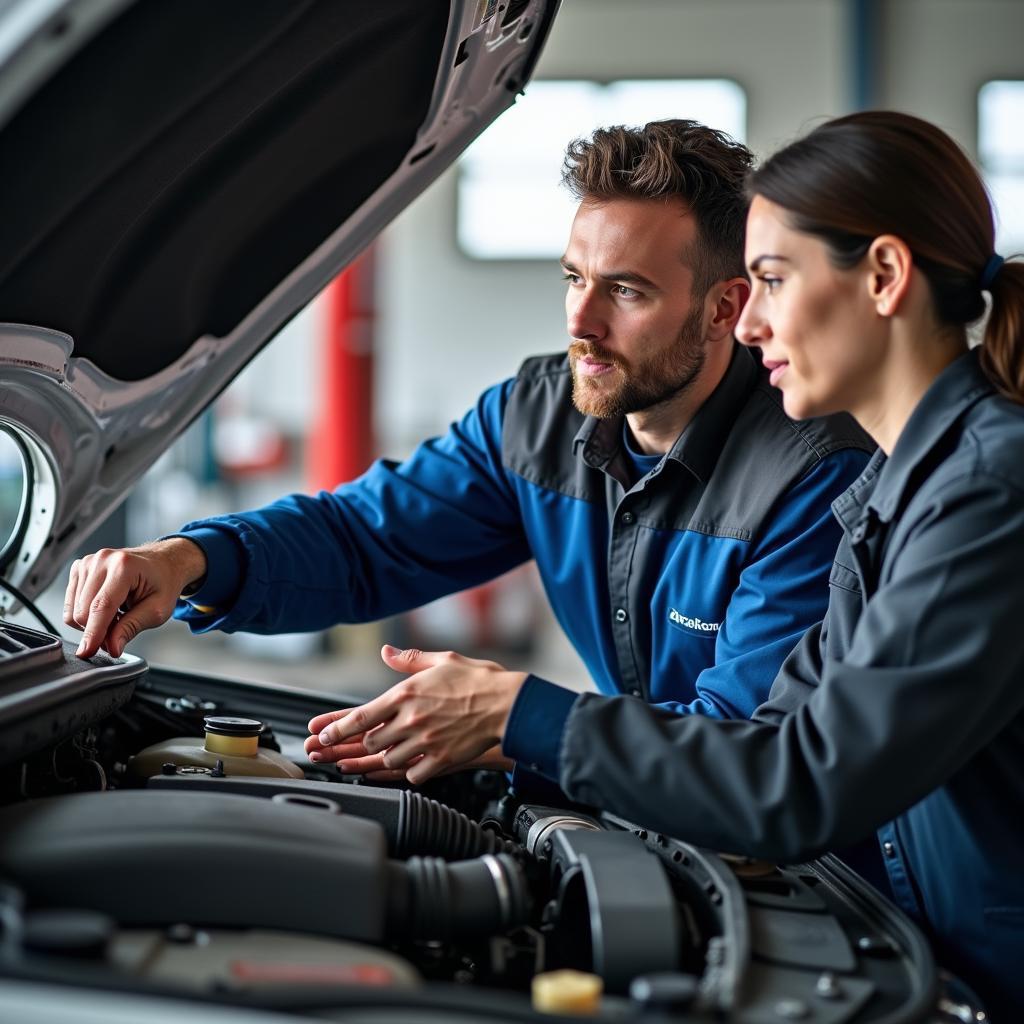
[395, 789, 521, 860]
[387, 853, 531, 941]
[147, 776, 521, 860]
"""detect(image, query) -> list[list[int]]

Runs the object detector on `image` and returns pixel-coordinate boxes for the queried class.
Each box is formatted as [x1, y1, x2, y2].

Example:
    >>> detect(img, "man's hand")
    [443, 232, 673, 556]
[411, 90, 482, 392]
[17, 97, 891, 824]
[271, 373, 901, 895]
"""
[64, 538, 207, 659]
[311, 645, 526, 784]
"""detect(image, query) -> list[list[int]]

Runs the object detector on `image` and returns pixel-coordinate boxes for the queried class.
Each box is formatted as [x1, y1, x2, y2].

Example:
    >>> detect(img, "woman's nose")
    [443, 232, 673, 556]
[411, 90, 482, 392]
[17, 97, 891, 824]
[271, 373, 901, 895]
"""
[735, 296, 769, 348]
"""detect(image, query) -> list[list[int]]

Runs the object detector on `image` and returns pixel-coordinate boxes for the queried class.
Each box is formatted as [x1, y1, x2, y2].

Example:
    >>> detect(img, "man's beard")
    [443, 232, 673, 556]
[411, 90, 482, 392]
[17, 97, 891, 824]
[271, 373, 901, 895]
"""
[569, 301, 706, 419]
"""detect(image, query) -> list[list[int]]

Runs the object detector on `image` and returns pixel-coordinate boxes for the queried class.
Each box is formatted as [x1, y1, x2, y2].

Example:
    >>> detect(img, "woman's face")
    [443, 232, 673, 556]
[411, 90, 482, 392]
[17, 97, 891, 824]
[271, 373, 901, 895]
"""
[736, 195, 884, 422]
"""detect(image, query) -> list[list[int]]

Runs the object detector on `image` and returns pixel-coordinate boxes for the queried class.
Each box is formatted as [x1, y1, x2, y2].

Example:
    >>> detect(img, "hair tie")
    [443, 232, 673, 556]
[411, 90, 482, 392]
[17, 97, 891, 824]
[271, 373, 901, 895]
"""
[980, 253, 1005, 290]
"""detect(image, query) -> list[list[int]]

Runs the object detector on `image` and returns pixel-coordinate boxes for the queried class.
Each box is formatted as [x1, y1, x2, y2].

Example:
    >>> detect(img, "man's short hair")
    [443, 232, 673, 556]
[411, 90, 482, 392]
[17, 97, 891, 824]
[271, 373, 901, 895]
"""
[561, 120, 753, 295]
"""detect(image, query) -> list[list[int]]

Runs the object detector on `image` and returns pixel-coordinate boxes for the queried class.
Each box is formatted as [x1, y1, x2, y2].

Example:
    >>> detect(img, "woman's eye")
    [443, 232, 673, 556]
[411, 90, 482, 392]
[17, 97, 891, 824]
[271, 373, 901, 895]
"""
[761, 275, 782, 293]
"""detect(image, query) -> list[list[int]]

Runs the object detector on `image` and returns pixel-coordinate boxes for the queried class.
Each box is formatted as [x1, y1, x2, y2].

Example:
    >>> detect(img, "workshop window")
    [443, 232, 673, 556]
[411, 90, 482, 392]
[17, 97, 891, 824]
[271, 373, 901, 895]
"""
[457, 79, 747, 260]
[979, 81, 1024, 253]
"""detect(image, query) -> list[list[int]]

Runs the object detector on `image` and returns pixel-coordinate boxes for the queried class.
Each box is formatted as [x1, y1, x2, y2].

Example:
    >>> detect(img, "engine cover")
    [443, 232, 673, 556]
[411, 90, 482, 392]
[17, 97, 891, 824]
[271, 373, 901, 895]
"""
[0, 790, 392, 942]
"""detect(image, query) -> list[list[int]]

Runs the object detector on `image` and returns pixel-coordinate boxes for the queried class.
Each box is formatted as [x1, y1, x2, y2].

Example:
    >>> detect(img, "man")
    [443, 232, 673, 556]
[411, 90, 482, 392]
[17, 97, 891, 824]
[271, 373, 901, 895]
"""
[66, 121, 871, 788]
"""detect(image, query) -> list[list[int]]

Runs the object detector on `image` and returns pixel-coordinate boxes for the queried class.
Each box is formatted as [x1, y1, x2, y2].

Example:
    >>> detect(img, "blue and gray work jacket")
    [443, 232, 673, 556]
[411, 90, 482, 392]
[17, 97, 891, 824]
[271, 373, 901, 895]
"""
[175, 344, 871, 765]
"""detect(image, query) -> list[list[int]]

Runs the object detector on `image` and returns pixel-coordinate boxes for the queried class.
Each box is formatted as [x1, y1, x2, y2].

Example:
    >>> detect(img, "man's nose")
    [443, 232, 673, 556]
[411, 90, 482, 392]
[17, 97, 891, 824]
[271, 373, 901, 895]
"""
[567, 287, 606, 341]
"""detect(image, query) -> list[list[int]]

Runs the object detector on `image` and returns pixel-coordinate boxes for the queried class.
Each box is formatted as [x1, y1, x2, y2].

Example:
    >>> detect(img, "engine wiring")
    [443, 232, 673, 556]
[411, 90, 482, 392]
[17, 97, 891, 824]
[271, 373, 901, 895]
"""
[0, 575, 60, 637]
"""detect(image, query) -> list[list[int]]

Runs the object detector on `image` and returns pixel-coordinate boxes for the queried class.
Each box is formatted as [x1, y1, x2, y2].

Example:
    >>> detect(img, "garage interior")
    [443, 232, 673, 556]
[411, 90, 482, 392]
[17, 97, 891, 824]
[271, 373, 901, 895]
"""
[5, 0, 1023, 702]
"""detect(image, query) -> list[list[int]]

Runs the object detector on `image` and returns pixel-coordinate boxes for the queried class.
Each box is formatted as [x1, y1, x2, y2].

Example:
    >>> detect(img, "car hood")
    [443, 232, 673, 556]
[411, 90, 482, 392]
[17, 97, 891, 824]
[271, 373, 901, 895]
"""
[0, 0, 558, 604]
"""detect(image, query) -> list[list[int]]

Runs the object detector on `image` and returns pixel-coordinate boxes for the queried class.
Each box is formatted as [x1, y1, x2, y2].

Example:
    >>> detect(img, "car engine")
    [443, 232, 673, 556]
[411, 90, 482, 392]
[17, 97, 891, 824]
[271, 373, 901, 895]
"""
[0, 623, 954, 1022]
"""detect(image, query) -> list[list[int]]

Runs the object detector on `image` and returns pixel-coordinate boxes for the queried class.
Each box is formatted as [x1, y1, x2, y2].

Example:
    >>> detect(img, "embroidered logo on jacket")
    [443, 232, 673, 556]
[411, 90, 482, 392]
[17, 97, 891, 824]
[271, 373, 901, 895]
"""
[668, 608, 720, 636]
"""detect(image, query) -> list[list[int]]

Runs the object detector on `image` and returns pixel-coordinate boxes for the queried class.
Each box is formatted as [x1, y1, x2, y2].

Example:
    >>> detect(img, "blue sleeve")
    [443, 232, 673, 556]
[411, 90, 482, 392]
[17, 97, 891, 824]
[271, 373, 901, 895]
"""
[650, 447, 870, 719]
[166, 526, 247, 611]
[504, 675, 580, 783]
[172, 380, 532, 635]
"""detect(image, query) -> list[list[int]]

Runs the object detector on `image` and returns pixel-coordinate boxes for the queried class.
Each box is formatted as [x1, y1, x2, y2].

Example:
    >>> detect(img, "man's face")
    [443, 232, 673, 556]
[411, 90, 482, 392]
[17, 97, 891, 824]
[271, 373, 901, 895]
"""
[562, 197, 708, 419]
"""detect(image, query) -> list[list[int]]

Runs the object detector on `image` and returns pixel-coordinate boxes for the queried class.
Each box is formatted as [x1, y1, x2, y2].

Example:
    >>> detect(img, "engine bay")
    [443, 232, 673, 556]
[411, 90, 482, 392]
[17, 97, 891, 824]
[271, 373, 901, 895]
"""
[0, 624, 943, 1022]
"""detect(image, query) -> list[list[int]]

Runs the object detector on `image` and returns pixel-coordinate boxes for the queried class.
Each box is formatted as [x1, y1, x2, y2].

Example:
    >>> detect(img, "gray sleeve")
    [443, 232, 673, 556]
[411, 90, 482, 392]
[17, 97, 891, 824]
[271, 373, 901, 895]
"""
[558, 471, 1024, 862]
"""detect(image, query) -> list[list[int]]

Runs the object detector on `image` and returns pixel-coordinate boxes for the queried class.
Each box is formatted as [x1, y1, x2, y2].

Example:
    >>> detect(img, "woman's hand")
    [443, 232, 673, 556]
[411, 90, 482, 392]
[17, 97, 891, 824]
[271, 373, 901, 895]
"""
[309, 645, 525, 784]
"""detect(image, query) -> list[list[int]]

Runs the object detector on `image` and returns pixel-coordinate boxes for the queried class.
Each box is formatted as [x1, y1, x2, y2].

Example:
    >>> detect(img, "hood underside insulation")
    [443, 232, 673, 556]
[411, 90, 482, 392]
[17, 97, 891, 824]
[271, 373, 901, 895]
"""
[0, 0, 448, 381]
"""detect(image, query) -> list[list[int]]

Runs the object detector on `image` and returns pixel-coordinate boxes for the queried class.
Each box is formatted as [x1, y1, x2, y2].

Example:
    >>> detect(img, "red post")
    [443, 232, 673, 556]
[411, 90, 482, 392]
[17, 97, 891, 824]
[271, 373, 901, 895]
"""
[306, 249, 376, 493]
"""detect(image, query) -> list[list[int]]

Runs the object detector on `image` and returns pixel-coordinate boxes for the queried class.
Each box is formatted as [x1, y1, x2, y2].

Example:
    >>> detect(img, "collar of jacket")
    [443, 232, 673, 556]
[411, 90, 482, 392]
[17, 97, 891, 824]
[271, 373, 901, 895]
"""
[831, 349, 993, 533]
[868, 348, 993, 522]
[571, 342, 759, 483]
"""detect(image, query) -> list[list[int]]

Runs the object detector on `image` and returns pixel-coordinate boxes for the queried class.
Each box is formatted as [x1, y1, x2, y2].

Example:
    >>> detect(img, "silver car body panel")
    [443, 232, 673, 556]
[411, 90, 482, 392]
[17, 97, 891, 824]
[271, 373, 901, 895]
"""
[0, 0, 558, 607]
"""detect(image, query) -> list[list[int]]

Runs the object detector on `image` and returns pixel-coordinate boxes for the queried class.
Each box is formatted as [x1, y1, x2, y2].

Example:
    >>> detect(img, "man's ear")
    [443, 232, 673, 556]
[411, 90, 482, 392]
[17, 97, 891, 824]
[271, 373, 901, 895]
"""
[866, 235, 913, 317]
[707, 277, 750, 341]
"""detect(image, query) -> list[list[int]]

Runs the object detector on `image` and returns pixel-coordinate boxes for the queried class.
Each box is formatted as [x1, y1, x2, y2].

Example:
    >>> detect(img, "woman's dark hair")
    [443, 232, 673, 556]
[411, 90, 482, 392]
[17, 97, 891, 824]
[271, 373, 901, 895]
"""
[748, 111, 1024, 403]
[562, 120, 754, 296]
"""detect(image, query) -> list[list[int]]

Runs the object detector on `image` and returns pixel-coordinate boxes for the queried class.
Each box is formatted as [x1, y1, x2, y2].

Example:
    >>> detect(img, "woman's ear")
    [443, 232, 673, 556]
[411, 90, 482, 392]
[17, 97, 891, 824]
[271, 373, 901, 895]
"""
[866, 234, 913, 317]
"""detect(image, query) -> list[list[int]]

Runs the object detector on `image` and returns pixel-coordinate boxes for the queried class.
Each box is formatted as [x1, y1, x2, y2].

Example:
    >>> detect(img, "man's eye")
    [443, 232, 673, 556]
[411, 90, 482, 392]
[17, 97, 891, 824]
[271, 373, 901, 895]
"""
[612, 284, 640, 298]
[562, 272, 582, 286]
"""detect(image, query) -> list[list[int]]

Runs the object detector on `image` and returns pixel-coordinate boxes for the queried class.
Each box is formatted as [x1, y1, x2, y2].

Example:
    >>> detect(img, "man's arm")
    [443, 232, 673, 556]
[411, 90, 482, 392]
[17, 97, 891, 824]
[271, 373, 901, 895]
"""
[175, 381, 529, 635]
[67, 381, 531, 653]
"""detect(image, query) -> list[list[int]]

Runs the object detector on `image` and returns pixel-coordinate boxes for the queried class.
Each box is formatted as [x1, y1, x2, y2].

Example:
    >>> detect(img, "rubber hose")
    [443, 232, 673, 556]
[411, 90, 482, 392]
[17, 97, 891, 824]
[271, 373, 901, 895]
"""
[387, 853, 531, 942]
[396, 790, 520, 859]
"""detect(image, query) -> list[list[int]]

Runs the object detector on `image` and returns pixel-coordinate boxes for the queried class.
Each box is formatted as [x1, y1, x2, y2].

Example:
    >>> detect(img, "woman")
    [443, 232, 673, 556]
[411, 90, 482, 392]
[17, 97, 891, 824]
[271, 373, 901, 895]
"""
[724, 110, 1024, 1013]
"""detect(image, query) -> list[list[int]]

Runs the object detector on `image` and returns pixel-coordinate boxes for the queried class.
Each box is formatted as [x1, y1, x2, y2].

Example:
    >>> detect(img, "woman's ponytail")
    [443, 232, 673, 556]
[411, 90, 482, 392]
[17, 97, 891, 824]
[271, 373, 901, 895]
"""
[980, 260, 1024, 404]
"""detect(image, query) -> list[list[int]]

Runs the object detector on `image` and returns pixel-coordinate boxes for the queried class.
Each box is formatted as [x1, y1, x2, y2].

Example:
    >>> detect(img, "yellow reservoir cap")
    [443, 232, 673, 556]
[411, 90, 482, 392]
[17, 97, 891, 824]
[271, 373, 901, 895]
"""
[203, 716, 263, 758]
[204, 732, 259, 756]
[532, 970, 603, 1015]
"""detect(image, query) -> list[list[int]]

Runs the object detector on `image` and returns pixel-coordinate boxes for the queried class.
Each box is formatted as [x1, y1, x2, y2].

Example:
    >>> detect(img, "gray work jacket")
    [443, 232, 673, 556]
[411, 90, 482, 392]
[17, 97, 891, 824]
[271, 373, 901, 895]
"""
[555, 350, 1024, 1016]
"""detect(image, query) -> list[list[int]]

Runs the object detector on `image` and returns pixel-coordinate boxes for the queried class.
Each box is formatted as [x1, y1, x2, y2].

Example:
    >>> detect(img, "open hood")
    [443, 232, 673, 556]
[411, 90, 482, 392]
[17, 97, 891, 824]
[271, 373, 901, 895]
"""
[0, 0, 558, 606]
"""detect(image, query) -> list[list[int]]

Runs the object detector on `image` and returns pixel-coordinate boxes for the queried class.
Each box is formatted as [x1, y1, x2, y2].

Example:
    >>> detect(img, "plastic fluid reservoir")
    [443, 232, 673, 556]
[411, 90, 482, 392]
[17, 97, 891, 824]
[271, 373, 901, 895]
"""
[130, 716, 304, 780]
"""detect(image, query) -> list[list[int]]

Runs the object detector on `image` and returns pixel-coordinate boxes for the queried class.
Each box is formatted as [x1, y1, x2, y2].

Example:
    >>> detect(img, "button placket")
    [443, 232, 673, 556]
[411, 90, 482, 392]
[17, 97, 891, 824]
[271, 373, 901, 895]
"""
[607, 481, 646, 699]
[877, 824, 923, 919]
